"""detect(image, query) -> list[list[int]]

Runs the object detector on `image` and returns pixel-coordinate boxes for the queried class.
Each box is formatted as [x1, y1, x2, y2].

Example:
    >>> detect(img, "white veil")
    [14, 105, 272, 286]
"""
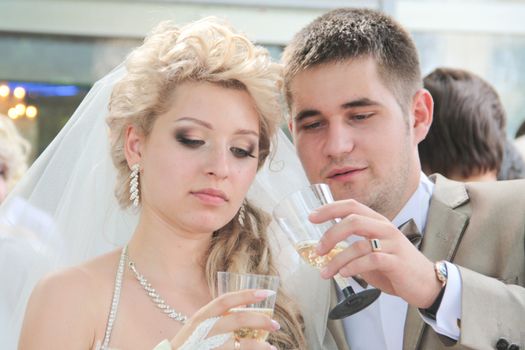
[0, 64, 331, 349]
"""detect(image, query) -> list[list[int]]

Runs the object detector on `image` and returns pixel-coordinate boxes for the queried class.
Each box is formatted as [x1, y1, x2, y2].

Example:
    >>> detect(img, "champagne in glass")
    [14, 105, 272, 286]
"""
[273, 183, 381, 319]
[295, 240, 348, 269]
[229, 307, 274, 341]
[217, 272, 279, 341]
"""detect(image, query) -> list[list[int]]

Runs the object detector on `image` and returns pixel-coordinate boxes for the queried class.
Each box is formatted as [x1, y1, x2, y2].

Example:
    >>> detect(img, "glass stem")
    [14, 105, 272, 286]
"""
[333, 274, 348, 290]
[334, 274, 368, 290]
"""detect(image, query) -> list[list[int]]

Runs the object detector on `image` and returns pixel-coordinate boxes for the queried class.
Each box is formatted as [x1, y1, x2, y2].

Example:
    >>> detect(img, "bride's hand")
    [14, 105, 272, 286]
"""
[169, 289, 280, 350]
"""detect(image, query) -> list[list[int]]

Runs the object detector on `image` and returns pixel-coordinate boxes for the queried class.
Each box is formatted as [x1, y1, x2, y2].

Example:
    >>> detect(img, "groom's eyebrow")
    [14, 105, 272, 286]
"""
[341, 98, 381, 109]
[294, 97, 381, 123]
[294, 109, 320, 123]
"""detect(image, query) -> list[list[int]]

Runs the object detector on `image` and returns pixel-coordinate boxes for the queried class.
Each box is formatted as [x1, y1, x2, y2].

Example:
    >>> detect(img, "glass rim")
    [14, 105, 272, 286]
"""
[273, 183, 331, 213]
[280, 183, 329, 198]
[217, 271, 280, 280]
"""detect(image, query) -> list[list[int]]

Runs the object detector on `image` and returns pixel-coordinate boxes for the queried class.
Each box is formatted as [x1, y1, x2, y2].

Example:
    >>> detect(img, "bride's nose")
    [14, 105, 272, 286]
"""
[204, 146, 230, 179]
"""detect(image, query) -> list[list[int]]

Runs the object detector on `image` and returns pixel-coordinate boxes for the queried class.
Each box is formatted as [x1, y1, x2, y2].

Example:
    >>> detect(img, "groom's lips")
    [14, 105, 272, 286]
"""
[326, 166, 366, 182]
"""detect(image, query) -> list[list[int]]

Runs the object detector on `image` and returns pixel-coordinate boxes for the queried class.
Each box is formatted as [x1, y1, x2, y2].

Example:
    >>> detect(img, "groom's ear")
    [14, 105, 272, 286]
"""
[124, 124, 143, 167]
[411, 88, 434, 145]
[288, 120, 294, 139]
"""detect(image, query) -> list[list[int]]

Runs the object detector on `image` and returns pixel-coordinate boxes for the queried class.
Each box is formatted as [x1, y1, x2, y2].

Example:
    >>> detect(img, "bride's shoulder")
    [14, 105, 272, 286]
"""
[19, 249, 123, 348]
[34, 248, 122, 299]
[24, 249, 122, 322]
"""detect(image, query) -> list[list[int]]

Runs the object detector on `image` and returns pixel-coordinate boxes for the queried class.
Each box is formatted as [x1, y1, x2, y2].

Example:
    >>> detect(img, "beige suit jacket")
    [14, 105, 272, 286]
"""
[323, 175, 525, 350]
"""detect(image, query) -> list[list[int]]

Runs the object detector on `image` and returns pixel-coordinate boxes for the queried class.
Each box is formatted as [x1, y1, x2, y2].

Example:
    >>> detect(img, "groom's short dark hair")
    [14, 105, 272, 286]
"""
[282, 7, 422, 114]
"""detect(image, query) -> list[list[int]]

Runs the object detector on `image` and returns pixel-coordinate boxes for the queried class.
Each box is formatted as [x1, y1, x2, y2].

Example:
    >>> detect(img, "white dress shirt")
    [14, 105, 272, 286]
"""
[340, 173, 461, 349]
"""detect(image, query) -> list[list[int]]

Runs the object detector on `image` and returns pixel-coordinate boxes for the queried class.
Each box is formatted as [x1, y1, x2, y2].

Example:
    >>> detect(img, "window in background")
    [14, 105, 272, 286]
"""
[414, 32, 525, 135]
[0, 81, 89, 160]
[0, 33, 140, 160]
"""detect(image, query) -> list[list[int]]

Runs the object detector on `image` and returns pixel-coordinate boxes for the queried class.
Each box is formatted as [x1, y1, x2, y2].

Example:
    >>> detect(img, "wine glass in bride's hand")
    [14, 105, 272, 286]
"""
[217, 272, 279, 341]
[272, 183, 381, 319]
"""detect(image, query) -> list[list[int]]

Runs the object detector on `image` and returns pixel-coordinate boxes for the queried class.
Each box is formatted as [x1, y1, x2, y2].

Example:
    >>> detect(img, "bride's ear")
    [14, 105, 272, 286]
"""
[124, 125, 143, 167]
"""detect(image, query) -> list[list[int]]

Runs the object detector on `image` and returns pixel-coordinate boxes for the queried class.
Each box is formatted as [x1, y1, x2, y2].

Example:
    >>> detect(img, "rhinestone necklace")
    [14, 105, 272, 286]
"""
[125, 247, 188, 324]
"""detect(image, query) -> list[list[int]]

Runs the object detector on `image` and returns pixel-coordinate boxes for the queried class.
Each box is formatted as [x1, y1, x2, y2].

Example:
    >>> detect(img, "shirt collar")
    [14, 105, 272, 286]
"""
[391, 172, 434, 235]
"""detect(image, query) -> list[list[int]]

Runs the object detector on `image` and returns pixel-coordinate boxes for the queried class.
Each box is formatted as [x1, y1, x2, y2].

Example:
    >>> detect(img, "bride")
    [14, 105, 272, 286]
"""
[13, 18, 310, 350]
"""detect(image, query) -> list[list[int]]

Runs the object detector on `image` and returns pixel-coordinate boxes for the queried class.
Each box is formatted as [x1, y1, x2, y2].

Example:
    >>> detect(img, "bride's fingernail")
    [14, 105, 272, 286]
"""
[271, 320, 281, 330]
[254, 289, 276, 299]
[270, 346, 277, 350]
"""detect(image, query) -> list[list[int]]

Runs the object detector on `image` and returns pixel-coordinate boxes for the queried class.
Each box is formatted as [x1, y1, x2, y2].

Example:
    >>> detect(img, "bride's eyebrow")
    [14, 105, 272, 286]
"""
[174, 117, 212, 129]
[174, 117, 259, 137]
[234, 129, 259, 137]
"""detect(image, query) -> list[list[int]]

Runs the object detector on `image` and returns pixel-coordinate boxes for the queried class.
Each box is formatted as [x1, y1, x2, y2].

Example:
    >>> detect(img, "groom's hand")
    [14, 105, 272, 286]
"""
[310, 198, 441, 309]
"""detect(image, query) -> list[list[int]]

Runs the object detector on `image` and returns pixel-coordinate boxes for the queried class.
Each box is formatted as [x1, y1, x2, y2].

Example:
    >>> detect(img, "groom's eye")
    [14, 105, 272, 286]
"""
[302, 121, 323, 130]
[351, 113, 374, 121]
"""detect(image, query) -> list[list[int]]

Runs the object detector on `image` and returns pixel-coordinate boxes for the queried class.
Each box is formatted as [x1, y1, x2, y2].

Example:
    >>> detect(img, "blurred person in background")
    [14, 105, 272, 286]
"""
[515, 119, 525, 162]
[516, 120, 525, 138]
[0, 117, 56, 347]
[0, 113, 30, 203]
[498, 139, 525, 180]
[419, 67, 510, 182]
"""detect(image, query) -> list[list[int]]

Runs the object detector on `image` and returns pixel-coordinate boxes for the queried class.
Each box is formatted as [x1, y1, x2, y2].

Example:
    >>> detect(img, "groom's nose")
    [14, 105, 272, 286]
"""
[323, 122, 355, 159]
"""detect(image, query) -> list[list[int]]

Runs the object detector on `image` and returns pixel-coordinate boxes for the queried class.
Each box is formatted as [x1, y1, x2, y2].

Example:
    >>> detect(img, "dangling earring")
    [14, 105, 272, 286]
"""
[238, 201, 246, 225]
[129, 164, 140, 207]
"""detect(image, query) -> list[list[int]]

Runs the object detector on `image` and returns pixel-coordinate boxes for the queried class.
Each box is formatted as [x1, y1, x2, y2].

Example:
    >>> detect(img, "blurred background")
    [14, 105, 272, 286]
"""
[1, 0, 524, 163]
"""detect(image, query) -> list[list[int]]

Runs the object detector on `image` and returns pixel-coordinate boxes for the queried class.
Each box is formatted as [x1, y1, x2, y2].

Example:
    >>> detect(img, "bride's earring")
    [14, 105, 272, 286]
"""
[129, 164, 140, 207]
[238, 201, 246, 225]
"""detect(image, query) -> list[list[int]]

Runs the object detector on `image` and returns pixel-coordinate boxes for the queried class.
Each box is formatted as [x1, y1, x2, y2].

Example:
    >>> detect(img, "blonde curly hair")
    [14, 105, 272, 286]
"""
[0, 114, 30, 191]
[107, 18, 282, 208]
[106, 18, 305, 348]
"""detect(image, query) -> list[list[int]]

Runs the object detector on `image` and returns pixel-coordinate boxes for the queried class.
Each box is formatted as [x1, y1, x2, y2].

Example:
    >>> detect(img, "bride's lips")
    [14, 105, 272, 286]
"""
[191, 188, 229, 205]
[326, 166, 366, 182]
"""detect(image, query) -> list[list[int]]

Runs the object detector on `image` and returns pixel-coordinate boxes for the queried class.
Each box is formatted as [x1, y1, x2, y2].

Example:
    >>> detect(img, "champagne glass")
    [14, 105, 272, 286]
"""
[217, 272, 279, 341]
[272, 183, 380, 319]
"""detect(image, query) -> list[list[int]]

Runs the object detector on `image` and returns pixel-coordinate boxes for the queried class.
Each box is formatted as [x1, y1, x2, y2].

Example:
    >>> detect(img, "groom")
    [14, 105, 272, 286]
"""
[283, 8, 525, 350]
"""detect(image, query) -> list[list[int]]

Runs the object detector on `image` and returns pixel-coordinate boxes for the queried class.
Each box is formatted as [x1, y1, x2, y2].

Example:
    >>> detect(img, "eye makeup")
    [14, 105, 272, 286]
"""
[174, 126, 258, 159]
[230, 145, 256, 159]
[175, 129, 204, 148]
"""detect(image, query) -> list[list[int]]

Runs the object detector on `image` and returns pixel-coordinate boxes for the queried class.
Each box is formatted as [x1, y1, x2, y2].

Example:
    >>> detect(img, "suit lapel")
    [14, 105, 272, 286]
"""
[326, 280, 351, 350]
[403, 175, 471, 350]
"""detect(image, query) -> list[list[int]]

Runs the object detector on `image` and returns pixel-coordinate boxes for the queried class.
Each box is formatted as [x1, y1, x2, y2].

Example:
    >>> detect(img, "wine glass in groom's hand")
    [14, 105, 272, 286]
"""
[272, 183, 380, 319]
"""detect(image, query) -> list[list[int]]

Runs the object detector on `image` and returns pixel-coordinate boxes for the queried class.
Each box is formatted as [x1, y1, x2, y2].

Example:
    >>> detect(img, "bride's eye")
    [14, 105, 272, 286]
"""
[230, 147, 256, 159]
[176, 133, 205, 148]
